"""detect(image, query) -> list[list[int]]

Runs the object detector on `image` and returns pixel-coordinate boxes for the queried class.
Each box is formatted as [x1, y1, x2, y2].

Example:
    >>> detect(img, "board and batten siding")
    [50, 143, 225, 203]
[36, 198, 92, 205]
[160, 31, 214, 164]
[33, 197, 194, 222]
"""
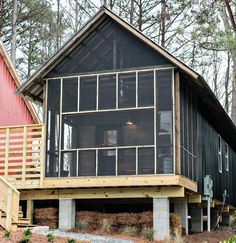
[180, 76, 236, 207]
[0, 53, 33, 126]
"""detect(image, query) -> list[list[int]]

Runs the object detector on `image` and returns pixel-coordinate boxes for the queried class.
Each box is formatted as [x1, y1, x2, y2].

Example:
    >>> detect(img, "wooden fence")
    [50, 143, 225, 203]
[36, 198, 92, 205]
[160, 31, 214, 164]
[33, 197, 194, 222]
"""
[0, 124, 45, 189]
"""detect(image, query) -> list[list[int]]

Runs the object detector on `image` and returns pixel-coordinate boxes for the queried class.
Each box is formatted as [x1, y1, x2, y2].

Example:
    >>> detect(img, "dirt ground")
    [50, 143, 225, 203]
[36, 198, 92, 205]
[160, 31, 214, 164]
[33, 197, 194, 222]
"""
[0, 227, 235, 243]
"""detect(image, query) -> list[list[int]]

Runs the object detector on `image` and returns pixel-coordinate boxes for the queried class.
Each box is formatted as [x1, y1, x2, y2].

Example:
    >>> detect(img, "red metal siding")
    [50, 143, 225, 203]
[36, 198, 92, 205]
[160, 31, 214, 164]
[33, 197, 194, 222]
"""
[0, 53, 33, 126]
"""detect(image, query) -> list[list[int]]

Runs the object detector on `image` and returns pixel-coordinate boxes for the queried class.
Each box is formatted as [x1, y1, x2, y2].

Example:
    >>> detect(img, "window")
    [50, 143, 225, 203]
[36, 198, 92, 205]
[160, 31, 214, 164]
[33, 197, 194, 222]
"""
[80, 76, 97, 111]
[62, 78, 78, 112]
[118, 72, 136, 108]
[225, 143, 229, 172]
[218, 135, 222, 173]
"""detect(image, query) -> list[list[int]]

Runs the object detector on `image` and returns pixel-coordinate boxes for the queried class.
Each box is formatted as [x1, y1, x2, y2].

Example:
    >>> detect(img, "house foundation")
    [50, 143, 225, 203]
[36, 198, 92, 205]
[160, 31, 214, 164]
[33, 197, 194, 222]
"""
[153, 197, 170, 241]
[174, 201, 188, 235]
[59, 199, 76, 230]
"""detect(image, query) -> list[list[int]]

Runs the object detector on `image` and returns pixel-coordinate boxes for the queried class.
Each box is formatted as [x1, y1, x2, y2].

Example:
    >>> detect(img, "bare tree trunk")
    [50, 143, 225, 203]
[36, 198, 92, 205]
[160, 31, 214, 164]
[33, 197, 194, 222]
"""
[130, 0, 134, 25]
[160, 0, 166, 48]
[138, 0, 143, 31]
[231, 49, 236, 123]
[11, 0, 17, 66]
[56, 0, 60, 50]
[224, 51, 230, 113]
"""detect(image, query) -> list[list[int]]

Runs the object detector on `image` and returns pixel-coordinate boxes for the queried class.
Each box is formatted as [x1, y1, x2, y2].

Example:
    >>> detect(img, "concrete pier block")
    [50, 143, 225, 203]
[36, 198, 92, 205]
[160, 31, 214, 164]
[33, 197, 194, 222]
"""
[190, 207, 203, 233]
[174, 201, 188, 235]
[153, 197, 170, 241]
[59, 199, 76, 230]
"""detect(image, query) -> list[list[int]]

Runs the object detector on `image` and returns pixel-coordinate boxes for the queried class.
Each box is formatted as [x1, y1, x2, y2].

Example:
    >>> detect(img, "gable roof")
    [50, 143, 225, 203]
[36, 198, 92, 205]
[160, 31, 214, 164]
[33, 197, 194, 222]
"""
[17, 6, 201, 103]
[16, 6, 236, 145]
[0, 40, 40, 123]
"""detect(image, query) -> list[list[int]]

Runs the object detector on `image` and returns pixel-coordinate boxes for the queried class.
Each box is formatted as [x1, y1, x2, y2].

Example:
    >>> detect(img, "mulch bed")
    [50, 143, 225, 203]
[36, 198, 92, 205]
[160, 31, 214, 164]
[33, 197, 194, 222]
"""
[34, 207, 58, 229]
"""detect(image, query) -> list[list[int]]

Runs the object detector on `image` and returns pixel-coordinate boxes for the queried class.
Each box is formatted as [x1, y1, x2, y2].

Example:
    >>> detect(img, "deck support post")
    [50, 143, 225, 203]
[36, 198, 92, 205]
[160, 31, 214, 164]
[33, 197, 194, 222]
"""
[59, 199, 75, 230]
[174, 201, 188, 235]
[190, 207, 203, 232]
[153, 197, 170, 241]
[26, 200, 34, 224]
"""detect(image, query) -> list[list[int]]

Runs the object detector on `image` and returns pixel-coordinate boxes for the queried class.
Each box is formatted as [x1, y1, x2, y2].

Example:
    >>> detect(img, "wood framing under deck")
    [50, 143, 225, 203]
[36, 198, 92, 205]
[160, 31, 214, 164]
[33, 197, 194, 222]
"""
[42, 175, 197, 192]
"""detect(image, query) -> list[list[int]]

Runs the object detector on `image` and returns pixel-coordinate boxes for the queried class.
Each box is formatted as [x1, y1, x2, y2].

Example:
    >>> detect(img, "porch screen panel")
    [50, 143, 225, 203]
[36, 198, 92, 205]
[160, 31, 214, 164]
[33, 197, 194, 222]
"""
[99, 74, 116, 109]
[62, 77, 78, 112]
[46, 79, 61, 177]
[118, 148, 136, 175]
[78, 150, 96, 176]
[118, 72, 136, 108]
[62, 110, 154, 148]
[156, 69, 173, 174]
[138, 147, 154, 174]
[138, 71, 154, 107]
[60, 151, 77, 177]
[98, 149, 116, 176]
[80, 76, 97, 111]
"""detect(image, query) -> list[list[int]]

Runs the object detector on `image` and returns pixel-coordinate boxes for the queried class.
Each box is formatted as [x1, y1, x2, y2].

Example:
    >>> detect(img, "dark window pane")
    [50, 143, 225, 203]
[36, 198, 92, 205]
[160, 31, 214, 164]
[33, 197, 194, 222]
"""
[62, 78, 78, 112]
[46, 79, 61, 177]
[99, 75, 116, 109]
[157, 146, 173, 174]
[98, 149, 116, 176]
[138, 71, 154, 107]
[60, 151, 77, 177]
[78, 150, 96, 176]
[118, 148, 136, 175]
[118, 73, 136, 108]
[80, 76, 97, 111]
[138, 147, 154, 174]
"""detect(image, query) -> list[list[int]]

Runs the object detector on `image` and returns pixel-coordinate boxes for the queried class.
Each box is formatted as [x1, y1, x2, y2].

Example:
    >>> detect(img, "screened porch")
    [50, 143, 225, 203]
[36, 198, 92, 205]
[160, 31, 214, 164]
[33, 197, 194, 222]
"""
[45, 67, 175, 178]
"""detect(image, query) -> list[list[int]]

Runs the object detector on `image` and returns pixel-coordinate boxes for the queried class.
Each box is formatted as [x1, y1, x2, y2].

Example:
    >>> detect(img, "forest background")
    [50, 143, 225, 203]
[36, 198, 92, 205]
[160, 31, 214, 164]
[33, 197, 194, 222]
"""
[1, 0, 236, 122]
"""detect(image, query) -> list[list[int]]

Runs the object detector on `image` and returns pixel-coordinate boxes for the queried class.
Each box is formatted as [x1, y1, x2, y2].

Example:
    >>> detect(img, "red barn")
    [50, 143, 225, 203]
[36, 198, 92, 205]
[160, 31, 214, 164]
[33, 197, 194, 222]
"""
[0, 40, 39, 126]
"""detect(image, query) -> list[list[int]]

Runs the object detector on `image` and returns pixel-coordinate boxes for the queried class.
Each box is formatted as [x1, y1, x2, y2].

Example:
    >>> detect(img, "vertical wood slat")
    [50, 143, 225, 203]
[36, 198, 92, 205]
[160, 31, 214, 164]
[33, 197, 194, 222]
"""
[22, 126, 27, 184]
[40, 125, 45, 188]
[4, 128, 9, 177]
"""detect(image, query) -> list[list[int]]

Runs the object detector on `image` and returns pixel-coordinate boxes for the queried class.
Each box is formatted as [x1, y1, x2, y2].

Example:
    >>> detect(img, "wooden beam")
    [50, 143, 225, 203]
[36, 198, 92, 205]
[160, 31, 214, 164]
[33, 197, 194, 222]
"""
[20, 186, 185, 200]
[172, 193, 201, 204]
[42, 175, 197, 192]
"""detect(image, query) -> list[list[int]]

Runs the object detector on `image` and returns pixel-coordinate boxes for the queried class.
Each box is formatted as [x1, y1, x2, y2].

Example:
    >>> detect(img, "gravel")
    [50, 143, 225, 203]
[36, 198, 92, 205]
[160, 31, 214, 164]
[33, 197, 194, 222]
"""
[40, 229, 134, 243]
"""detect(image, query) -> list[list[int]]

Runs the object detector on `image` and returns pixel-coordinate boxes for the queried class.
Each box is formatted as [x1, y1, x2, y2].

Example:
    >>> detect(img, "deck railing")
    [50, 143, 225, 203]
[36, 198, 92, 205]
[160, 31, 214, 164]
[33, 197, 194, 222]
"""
[0, 176, 20, 230]
[0, 124, 45, 189]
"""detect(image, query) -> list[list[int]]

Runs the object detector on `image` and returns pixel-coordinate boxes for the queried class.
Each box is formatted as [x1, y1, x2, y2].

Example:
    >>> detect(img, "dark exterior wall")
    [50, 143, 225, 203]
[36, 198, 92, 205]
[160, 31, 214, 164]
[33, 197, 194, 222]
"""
[46, 16, 171, 78]
[0, 53, 33, 126]
[180, 75, 236, 206]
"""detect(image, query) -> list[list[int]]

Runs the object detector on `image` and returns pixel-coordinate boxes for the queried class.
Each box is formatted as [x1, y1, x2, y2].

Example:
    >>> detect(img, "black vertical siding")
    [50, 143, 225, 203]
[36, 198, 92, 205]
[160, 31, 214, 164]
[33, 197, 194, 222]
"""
[180, 76, 236, 207]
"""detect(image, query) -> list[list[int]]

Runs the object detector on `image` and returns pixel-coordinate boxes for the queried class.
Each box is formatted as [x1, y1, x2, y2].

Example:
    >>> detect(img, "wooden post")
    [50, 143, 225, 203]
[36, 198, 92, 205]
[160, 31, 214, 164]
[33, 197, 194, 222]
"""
[22, 126, 27, 185]
[26, 200, 34, 224]
[175, 71, 181, 175]
[6, 187, 13, 230]
[4, 128, 10, 178]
